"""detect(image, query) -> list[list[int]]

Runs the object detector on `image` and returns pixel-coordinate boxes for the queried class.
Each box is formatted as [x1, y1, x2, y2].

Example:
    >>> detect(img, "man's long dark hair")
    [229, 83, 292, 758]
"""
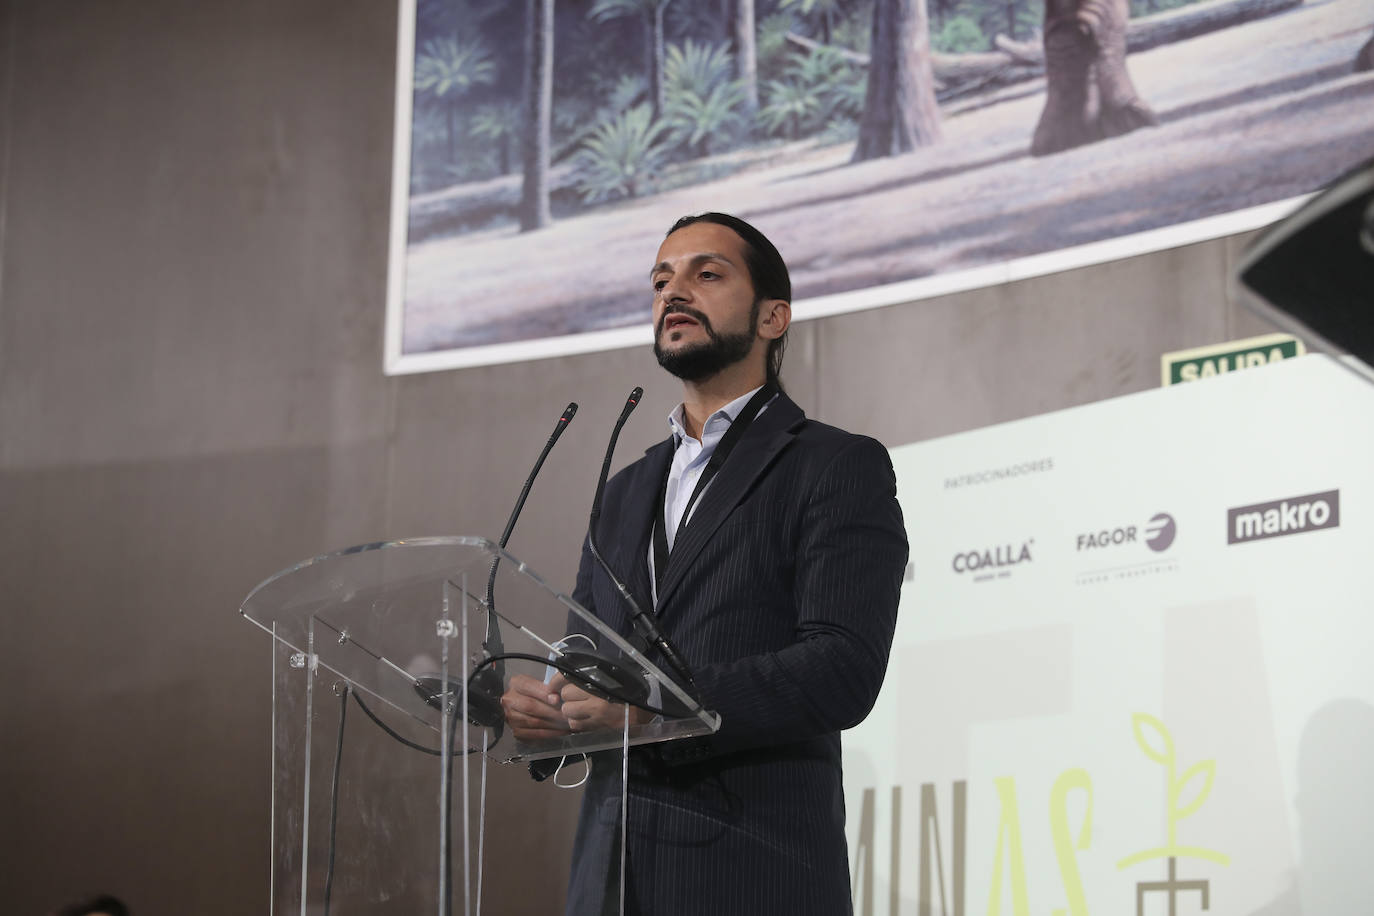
[666, 212, 790, 386]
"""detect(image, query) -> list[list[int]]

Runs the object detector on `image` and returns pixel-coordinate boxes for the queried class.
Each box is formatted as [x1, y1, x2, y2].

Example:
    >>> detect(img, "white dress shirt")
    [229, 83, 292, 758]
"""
[649, 385, 772, 605]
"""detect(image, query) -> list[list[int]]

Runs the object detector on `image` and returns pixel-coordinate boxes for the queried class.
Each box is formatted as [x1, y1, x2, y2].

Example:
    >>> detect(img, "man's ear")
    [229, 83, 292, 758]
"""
[757, 298, 791, 340]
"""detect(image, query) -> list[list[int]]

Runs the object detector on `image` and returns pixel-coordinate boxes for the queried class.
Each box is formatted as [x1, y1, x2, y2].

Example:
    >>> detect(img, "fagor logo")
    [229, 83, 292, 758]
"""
[1227, 490, 1339, 544]
[1076, 512, 1176, 553]
[1144, 513, 1176, 552]
[1073, 512, 1178, 585]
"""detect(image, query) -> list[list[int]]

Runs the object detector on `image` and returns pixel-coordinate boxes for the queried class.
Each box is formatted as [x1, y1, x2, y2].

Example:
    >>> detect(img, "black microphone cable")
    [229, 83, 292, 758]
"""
[319, 684, 470, 916]
[586, 387, 703, 709]
[455, 400, 576, 916]
[323, 402, 579, 915]
[465, 652, 690, 719]
[322, 684, 349, 916]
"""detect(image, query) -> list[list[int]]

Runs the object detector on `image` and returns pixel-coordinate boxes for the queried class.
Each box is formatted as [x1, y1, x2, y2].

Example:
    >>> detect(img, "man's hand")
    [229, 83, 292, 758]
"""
[559, 676, 651, 732]
[501, 673, 571, 741]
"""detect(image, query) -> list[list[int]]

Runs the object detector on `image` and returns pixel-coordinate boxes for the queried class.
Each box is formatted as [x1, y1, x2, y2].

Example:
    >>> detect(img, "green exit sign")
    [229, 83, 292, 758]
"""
[1161, 333, 1305, 386]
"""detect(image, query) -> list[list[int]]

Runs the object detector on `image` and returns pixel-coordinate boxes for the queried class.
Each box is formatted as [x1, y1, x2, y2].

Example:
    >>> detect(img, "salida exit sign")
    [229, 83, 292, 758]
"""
[1161, 333, 1305, 386]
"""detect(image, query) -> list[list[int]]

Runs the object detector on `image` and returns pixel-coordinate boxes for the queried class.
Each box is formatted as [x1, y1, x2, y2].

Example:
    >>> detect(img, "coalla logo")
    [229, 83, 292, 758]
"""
[953, 540, 1033, 574]
[1227, 489, 1339, 544]
[1076, 513, 1176, 553]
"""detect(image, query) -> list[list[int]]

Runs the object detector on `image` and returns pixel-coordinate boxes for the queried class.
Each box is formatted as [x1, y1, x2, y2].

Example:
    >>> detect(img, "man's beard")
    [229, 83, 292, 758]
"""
[654, 303, 758, 382]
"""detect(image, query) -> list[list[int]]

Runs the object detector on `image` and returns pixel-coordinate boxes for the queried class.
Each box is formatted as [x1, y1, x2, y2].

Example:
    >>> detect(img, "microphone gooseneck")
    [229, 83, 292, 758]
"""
[474, 402, 579, 728]
[429, 405, 584, 916]
[497, 402, 578, 552]
[587, 387, 702, 707]
[588, 388, 640, 530]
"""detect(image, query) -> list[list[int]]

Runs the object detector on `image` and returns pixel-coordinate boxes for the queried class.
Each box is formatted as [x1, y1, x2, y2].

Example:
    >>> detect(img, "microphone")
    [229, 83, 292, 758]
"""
[586, 387, 702, 709]
[588, 388, 642, 531]
[496, 402, 578, 552]
[483, 400, 579, 681]
[421, 402, 579, 728]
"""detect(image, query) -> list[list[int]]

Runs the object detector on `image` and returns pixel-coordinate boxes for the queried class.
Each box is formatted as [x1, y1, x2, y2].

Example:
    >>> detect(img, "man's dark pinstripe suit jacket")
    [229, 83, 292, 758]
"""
[563, 391, 908, 915]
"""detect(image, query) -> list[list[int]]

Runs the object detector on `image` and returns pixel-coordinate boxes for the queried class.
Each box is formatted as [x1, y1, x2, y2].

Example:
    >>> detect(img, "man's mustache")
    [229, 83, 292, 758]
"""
[658, 305, 713, 336]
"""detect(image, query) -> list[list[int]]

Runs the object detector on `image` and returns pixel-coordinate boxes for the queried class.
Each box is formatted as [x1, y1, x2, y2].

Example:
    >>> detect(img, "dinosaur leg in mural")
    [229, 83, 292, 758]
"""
[1032, 0, 1157, 156]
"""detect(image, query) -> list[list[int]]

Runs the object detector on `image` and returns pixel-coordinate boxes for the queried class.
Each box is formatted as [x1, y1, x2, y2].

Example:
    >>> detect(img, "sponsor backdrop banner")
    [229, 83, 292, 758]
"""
[845, 354, 1373, 915]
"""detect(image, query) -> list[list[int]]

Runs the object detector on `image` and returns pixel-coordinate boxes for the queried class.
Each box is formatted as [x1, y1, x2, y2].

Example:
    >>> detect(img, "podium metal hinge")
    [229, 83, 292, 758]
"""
[288, 651, 318, 672]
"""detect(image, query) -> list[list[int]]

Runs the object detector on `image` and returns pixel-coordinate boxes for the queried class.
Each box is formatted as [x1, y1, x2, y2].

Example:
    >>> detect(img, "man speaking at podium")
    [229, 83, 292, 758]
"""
[502, 213, 908, 915]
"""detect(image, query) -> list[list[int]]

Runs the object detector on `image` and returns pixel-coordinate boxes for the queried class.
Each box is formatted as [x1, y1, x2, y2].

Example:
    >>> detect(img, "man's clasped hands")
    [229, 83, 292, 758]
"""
[501, 673, 650, 741]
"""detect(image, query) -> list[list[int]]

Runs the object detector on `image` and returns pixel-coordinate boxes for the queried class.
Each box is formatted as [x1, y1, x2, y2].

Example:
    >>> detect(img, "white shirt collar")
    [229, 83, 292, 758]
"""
[666, 384, 767, 445]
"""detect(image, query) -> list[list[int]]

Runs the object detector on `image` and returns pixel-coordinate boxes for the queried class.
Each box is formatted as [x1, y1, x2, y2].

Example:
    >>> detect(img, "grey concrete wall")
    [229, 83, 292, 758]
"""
[0, 1, 1276, 913]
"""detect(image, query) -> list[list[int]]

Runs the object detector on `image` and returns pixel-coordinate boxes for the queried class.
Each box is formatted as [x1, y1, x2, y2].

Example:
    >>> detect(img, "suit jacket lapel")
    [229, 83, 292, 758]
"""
[655, 394, 804, 612]
[617, 437, 673, 617]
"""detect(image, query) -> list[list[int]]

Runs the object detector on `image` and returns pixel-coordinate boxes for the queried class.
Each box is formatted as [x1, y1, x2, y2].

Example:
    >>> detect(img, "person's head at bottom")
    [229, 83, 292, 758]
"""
[54, 894, 130, 916]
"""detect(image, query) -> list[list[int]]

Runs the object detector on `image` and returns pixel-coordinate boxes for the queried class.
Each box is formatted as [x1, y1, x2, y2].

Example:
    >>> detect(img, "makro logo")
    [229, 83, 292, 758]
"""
[1227, 489, 1340, 544]
[1076, 512, 1176, 554]
[953, 540, 1033, 582]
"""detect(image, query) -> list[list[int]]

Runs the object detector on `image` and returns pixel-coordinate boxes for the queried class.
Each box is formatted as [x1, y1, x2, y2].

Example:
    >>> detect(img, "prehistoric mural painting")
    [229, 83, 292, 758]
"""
[387, 0, 1374, 372]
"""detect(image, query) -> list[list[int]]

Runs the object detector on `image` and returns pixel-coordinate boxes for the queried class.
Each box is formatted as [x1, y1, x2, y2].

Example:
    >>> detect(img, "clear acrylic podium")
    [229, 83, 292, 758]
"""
[240, 536, 719, 915]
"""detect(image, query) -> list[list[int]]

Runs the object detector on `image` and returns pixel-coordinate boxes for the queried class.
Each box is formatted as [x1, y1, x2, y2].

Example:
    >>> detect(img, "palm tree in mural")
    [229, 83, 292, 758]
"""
[590, 0, 677, 120]
[734, 0, 759, 120]
[521, 0, 554, 231]
[663, 41, 749, 157]
[759, 43, 863, 139]
[572, 105, 672, 202]
[470, 103, 522, 175]
[780, 0, 849, 44]
[413, 35, 496, 167]
[760, 79, 822, 139]
[852, 0, 942, 161]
